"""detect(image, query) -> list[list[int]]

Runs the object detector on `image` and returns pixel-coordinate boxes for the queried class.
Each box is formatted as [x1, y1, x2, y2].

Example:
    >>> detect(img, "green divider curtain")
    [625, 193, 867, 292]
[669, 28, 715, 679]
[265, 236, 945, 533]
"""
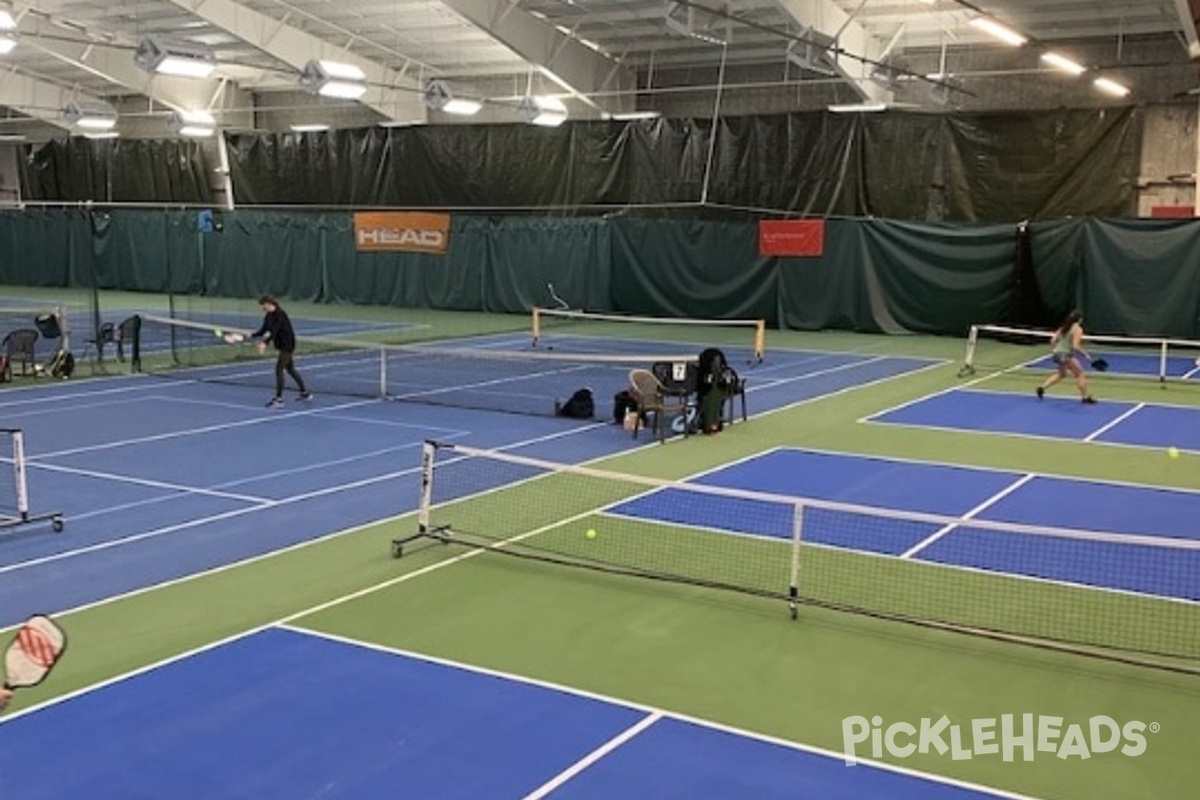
[0, 208, 91, 288]
[777, 219, 1016, 335]
[1078, 218, 1200, 338]
[609, 218, 777, 324]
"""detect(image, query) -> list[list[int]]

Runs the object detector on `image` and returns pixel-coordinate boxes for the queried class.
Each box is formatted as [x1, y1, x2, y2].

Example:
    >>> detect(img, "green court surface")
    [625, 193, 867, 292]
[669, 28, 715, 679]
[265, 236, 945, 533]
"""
[5, 322, 1199, 800]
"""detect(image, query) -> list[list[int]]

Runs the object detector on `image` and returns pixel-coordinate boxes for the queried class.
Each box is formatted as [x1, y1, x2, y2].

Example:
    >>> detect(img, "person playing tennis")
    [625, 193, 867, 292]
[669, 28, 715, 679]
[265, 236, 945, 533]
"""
[1037, 309, 1097, 404]
[250, 295, 313, 408]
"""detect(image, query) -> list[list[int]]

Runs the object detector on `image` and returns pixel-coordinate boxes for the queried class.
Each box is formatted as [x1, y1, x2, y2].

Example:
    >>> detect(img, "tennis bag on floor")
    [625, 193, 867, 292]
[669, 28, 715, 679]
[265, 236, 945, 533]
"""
[557, 387, 595, 419]
[47, 349, 75, 379]
[612, 389, 637, 424]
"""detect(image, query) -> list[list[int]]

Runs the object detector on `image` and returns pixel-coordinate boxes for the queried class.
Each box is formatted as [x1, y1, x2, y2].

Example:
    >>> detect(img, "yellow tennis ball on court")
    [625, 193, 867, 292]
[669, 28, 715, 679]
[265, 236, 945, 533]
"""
[1168, 447, 1180, 459]
[585, 528, 597, 540]
[214, 328, 224, 338]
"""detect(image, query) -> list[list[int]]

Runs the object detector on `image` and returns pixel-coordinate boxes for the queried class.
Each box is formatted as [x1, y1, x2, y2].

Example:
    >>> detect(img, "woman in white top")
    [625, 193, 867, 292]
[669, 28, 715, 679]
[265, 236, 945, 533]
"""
[1036, 310, 1097, 404]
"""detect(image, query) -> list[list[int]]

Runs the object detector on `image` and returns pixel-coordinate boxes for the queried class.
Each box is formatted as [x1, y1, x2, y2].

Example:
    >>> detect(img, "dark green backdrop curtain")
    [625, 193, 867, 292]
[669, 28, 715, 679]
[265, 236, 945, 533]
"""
[21, 139, 213, 204]
[7, 209, 1200, 339]
[777, 219, 1016, 334]
[221, 108, 1138, 222]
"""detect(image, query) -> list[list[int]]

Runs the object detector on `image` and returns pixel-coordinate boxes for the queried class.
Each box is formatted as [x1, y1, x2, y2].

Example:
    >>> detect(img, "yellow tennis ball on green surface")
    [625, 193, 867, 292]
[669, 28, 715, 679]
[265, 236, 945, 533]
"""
[585, 528, 597, 540]
[1168, 446, 1180, 459]
[214, 328, 224, 338]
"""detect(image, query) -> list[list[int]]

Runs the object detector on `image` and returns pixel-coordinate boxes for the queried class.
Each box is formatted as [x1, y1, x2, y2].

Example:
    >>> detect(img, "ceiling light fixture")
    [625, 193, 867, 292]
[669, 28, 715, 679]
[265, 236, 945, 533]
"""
[299, 59, 367, 99]
[171, 109, 216, 138]
[1040, 52, 1086, 76]
[0, 8, 15, 56]
[134, 36, 217, 78]
[607, 111, 661, 121]
[828, 102, 888, 113]
[289, 124, 330, 132]
[517, 95, 568, 127]
[1093, 77, 1130, 97]
[62, 99, 118, 130]
[969, 17, 1027, 47]
[424, 79, 483, 116]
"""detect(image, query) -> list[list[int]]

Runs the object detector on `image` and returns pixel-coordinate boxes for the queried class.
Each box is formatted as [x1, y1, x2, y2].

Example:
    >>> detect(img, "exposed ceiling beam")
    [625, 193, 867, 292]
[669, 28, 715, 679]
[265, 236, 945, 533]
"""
[439, 0, 637, 114]
[18, 17, 228, 115]
[771, 0, 892, 102]
[160, 0, 426, 122]
[0, 66, 96, 131]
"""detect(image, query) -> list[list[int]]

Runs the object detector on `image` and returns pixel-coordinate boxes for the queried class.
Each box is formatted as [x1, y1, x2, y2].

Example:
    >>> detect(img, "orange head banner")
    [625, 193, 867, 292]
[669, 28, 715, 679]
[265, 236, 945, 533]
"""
[758, 219, 826, 257]
[354, 211, 450, 254]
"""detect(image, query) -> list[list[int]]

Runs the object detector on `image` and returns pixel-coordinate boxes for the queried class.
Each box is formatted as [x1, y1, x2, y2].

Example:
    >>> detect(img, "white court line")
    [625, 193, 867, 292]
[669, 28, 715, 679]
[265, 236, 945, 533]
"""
[900, 474, 1036, 559]
[520, 713, 664, 800]
[0, 422, 607, 576]
[283, 628, 1047, 800]
[861, 388, 1200, 459]
[24, 460, 271, 505]
[23, 439, 445, 525]
[37, 397, 381, 459]
[0, 428, 1053, 800]
[1084, 402, 1144, 442]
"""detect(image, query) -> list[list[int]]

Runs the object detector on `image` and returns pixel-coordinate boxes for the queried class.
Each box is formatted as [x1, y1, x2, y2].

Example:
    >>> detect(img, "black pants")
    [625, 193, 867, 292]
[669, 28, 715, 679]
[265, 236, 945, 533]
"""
[698, 387, 724, 433]
[275, 350, 308, 397]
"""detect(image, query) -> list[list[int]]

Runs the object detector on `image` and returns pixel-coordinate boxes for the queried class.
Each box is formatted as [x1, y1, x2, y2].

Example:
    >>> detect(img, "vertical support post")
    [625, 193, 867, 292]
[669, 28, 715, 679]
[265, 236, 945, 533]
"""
[789, 502, 803, 620]
[12, 429, 29, 521]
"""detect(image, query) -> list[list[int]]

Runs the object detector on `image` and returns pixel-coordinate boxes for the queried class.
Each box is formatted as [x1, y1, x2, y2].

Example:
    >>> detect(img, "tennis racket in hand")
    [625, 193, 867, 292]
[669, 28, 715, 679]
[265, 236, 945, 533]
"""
[4, 615, 67, 693]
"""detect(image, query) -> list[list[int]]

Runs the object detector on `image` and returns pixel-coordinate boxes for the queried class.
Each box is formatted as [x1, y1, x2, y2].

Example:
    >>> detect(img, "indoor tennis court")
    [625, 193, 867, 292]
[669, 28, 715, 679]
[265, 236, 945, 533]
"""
[0, 626, 1048, 799]
[4, 1, 1200, 798]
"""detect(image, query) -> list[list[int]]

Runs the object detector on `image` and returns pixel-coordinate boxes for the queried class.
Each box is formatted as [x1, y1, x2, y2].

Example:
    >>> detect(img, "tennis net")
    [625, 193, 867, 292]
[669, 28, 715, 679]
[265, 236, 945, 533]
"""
[397, 442, 1200, 674]
[133, 313, 706, 418]
[531, 307, 767, 363]
[0, 428, 64, 534]
[959, 323, 1200, 383]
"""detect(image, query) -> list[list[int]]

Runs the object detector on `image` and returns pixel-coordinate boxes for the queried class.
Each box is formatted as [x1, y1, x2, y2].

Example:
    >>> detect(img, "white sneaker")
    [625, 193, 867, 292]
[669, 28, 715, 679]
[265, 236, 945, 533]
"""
[299, 391, 314, 401]
[266, 397, 284, 409]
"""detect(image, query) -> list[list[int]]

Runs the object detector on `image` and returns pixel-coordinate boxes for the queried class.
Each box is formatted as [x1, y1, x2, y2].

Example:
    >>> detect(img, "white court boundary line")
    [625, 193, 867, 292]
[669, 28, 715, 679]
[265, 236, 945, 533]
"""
[900, 474, 1036, 559]
[284, 627, 1047, 800]
[0, 356, 1120, 800]
[861, 387, 1200, 457]
[0, 421, 604, 576]
[521, 713, 665, 800]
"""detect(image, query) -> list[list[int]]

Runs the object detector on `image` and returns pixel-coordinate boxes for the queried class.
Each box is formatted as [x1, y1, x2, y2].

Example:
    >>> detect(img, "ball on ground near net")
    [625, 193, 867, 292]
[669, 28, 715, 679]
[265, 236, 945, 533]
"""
[585, 528, 597, 540]
[1169, 446, 1181, 459]
[214, 327, 224, 338]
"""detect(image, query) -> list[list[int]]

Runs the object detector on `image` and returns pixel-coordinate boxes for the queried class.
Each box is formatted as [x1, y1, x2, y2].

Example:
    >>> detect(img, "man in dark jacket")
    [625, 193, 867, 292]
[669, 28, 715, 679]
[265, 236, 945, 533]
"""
[250, 295, 312, 408]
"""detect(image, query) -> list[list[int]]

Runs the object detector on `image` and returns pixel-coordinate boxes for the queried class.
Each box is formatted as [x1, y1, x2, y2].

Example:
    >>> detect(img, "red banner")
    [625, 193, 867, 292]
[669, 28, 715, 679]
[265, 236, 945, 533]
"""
[758, 219, 825, 257]
[1149, 205, 1195, 219]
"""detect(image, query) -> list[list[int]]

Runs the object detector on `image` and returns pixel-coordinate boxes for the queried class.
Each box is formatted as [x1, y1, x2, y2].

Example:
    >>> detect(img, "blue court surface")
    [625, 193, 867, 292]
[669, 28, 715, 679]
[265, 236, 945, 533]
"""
[0, 626, 1034, 800]
[1028, 351, 1200, 381]
[0, 346, 938, 629]
[607, 448, 1200, 601]
[869, 387, 1200, 452]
